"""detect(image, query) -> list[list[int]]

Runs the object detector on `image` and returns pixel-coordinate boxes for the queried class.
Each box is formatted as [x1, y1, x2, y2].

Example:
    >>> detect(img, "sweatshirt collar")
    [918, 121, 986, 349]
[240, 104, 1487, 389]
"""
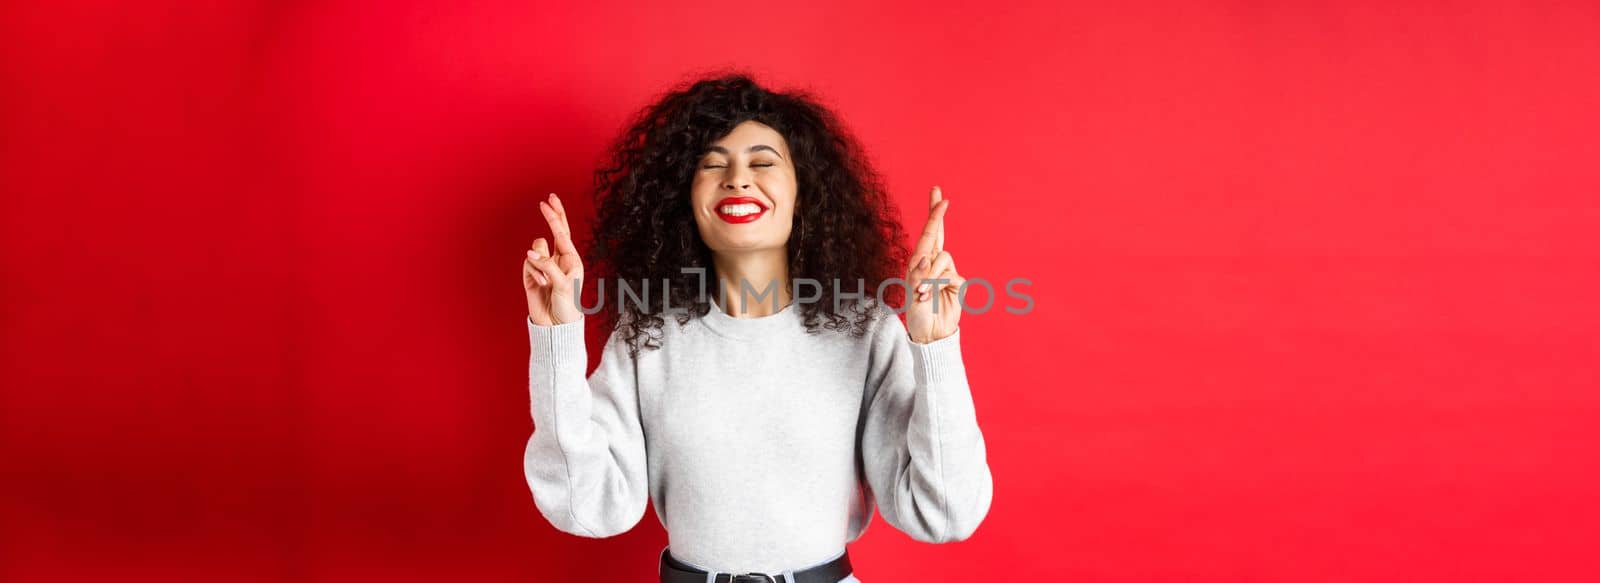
[697, 296, 803, 339]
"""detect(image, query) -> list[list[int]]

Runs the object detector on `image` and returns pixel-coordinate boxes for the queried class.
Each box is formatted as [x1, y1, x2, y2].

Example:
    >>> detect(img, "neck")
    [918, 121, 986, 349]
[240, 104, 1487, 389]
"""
[712, 248, 792, 318]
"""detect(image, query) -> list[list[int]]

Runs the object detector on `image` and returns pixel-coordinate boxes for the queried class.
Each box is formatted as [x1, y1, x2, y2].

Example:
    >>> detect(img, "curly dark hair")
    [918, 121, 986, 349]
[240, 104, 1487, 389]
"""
[587, 72, 909, 355]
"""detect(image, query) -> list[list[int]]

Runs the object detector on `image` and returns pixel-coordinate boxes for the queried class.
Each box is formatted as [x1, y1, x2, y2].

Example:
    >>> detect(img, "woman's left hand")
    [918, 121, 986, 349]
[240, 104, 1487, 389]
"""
[905, 186, 962, 344]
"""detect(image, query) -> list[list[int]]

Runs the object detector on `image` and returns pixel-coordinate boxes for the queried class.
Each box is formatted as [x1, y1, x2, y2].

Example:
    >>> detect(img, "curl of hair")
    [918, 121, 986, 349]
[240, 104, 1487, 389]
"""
[587, 72, 909, 356]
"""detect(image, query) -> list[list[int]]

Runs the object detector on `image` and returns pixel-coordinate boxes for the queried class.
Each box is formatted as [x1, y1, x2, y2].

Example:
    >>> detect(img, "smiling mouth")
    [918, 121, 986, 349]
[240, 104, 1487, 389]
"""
[715, 197, 768, 224]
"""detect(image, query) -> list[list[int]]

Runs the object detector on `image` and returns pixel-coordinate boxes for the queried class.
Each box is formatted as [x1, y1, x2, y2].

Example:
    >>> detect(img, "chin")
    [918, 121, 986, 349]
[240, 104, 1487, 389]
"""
[711, 238, 782, 252]
[705, 228, 786, 249]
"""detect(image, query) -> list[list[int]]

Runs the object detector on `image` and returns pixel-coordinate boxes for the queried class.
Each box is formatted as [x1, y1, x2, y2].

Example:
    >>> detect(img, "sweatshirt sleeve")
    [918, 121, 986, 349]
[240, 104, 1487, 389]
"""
[522, 315, 649, 538]
[860, 311, 994, 543]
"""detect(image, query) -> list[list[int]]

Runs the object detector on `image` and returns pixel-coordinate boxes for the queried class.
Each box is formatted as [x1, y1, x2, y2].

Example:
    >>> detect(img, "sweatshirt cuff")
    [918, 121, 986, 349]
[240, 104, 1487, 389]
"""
[528, 316, 587, 374]
[909, 327, 966, 388]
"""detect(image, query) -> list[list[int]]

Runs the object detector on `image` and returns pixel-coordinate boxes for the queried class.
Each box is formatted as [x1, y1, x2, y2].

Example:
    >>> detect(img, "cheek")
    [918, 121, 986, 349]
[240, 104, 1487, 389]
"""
[764, 175, 799, 212]
[689, 179, 716, 209]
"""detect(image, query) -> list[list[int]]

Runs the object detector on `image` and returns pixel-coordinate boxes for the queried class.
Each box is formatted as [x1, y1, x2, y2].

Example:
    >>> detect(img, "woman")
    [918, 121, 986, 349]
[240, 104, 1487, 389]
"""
[520, 74, 992, 583]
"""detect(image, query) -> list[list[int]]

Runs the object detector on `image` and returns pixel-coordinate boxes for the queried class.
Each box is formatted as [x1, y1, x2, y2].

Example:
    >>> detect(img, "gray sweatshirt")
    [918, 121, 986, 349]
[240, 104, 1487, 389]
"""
[522, 299, 993, 574]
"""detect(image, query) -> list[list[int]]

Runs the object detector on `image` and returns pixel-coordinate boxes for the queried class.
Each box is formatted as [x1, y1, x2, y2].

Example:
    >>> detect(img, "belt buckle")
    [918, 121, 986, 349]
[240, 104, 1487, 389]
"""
[730, 573, 776, 583]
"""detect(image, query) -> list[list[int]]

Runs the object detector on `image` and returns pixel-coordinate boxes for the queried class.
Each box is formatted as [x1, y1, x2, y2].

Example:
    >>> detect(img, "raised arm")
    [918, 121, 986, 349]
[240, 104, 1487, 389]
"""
[861, 185, 993, 542]
[520, 192, 647, 537]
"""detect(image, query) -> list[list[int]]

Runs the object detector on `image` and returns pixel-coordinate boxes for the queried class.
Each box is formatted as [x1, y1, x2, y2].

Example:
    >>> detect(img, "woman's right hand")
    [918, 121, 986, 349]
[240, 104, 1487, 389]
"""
[524, 192, 585, 326]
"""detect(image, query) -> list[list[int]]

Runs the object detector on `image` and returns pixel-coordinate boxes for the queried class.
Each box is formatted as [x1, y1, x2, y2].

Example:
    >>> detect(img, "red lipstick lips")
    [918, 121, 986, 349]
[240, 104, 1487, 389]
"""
[714, 196, 768, 224]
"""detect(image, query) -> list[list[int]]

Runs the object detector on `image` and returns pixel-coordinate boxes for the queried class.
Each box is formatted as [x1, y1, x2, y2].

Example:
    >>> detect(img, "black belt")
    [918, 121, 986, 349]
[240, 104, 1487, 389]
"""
[658, 547, 853, 583]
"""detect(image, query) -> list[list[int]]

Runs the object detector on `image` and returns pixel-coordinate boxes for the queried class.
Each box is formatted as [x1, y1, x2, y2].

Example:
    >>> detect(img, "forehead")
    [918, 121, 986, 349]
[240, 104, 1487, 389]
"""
[707, 120, 790, 155]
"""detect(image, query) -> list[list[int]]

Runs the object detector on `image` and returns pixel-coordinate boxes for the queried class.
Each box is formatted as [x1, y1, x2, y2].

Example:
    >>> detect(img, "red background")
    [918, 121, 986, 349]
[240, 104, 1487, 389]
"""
[3, 1, 1597, 580]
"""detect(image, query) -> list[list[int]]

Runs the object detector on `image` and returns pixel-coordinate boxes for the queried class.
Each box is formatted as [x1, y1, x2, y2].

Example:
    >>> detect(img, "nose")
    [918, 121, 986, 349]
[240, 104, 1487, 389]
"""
[720, 167, 753, 191]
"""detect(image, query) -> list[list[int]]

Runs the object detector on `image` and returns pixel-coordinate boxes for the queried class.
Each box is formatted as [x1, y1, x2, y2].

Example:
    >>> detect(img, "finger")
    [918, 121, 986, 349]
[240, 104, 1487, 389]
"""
[939, 273, 967, 309]
[915, 251, 956, 301]
[909, 254, 930, 280]
[546, 195, 581, 257]
[934, 254, 960, 289]
[530, 255, 565, 290]
[538, 231, 582, 278]
[524, 254, 547, 286]
[911, 187, 942, 259]
[548, 192, 567, 217]
[911, 254, 933, 301]
[934, 192, 945, 253]
[912, 200, 949, 259]
[930, 280, 964, 307]
[529, 238, 553, 284]
[538, 199, 555, 226]
[935, 252, 957, 279]
[926, 251, 954, 287]
[915, 252, 947, 292]
[538, 201, 576, 255]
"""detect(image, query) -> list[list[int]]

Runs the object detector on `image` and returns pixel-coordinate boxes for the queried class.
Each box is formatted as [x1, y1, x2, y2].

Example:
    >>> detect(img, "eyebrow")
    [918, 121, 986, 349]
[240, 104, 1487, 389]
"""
[706, 144, 784, 159]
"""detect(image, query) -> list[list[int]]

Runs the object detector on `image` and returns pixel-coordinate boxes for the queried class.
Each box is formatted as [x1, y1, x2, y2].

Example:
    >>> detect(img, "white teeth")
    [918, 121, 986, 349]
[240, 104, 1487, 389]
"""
[718, 203, 763, 216]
